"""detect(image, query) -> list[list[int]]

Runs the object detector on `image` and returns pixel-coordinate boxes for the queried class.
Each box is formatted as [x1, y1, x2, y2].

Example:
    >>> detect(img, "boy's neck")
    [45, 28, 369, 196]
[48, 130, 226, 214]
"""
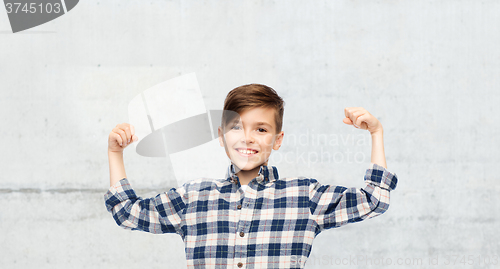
[235, 164, 265, 185]
[236, 169, 258, 185]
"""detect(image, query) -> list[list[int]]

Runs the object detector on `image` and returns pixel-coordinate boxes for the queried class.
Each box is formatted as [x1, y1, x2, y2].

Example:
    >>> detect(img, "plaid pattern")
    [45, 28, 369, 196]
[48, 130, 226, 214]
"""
[104, 163, 398, 268]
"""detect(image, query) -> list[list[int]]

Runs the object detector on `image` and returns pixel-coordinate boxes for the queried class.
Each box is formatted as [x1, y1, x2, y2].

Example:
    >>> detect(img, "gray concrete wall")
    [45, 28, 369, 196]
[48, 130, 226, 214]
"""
[1, 0, 499, 268]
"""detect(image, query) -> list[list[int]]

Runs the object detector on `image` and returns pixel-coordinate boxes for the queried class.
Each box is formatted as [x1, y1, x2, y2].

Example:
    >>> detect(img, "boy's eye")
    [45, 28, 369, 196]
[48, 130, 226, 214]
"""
[231, 125, 242, 130]
[258, 128, 267, 132]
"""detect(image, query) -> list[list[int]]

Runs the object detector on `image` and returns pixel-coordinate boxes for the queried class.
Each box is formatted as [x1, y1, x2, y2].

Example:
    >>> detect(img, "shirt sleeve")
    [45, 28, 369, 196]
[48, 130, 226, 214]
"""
[104, 178, 187, 236]
[309, 163, 398, 232]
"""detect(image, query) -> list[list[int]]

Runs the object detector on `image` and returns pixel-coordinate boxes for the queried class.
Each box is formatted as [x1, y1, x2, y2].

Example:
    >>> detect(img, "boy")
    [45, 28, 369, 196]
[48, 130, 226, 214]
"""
[105, 84, 398, 268]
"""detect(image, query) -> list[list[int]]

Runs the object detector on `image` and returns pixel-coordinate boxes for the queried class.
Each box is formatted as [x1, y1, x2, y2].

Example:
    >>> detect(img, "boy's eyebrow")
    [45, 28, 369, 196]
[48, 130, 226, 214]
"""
[255, 122, 273, 128]
[228, 120, 273, 128]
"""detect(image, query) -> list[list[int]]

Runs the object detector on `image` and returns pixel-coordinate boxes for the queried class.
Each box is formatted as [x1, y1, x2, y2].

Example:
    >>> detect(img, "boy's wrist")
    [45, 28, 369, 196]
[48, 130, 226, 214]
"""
[108, 150, 126, 187]
[370, 127, 383, 136]
[108, 150, 124, 156]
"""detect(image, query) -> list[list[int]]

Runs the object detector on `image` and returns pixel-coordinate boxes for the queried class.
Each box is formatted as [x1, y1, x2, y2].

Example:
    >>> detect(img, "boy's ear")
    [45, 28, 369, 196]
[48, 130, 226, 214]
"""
[273, 131, 284, 150]
[218, 126, 224, 147]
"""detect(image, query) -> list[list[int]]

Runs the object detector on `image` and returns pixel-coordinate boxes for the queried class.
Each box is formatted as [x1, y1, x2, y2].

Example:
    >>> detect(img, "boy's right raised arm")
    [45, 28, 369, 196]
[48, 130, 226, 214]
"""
[104, 178, 187, 235]
[108, 123, 138, 187]
[105, 123, 186, 236]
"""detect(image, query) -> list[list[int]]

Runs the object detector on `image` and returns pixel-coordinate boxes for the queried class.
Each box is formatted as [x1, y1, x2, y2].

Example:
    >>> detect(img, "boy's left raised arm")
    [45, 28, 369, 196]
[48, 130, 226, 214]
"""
[309, 164, 398, 232]
[343, 107, 387, 168]
[308, 108, 398, 232]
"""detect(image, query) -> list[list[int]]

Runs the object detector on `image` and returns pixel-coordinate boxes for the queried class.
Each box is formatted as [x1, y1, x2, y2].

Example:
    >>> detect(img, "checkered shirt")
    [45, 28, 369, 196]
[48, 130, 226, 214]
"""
[104, 163, 398, 268]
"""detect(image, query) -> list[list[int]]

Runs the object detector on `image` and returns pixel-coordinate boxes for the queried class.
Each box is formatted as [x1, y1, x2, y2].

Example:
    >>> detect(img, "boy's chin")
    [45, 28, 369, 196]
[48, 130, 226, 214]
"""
[231, 160, 268, 172]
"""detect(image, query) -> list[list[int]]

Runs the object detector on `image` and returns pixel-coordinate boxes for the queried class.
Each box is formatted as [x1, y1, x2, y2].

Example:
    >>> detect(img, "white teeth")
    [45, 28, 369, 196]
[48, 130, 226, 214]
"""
[238, 149, 257, 154]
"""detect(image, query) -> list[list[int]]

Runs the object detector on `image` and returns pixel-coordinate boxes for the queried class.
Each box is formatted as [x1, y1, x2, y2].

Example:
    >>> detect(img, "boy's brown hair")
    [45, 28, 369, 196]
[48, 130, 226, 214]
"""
[222, 84, 285, 134]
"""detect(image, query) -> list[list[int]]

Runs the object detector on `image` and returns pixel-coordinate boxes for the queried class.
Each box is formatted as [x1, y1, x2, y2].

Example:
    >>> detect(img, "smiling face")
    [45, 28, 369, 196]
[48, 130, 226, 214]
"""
[218, 107, 284, 172]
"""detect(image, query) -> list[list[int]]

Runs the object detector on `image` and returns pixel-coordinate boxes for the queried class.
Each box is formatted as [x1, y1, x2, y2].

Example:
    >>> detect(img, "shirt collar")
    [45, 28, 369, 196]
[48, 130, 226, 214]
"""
[225, 163, 279, 184]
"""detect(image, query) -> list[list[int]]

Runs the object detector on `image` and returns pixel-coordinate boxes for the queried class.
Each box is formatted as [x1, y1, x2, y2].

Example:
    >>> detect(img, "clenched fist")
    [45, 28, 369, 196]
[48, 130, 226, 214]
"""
[108, 123, 139, 153]
[343, 107, 383, 134]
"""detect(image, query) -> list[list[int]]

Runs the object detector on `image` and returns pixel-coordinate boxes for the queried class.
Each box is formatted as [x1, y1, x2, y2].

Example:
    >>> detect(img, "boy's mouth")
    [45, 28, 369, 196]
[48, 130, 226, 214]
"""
[235, 148, 259, 156]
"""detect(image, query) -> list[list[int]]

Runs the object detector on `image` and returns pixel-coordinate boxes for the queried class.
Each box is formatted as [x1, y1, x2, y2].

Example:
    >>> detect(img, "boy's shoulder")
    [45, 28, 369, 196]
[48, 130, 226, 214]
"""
[274, 175, 319, 188]
[176, 177, 229, 193]
[177, 175, 316, 192]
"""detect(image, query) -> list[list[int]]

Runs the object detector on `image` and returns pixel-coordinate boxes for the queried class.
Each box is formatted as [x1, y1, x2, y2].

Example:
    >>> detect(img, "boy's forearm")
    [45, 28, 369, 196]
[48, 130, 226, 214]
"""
[108, 151, 127, 187]
[370, 129, 387, 168]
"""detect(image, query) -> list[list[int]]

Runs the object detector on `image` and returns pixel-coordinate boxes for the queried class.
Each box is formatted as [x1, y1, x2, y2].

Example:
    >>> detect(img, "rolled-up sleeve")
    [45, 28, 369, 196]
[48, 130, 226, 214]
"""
[309, 163, 398, 232]
[104, 178, 187, 236]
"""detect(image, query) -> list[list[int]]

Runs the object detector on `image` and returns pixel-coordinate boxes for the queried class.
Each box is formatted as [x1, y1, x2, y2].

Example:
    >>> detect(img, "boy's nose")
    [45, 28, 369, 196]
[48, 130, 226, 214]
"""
[241, 130, 255, 143]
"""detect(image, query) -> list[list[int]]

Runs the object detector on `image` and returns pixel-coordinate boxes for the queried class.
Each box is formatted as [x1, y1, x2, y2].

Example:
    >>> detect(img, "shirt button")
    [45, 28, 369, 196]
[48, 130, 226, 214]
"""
[237, 262, 243, 268]
[239, 232, 245, 237]
[237, 205, 242, 210]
